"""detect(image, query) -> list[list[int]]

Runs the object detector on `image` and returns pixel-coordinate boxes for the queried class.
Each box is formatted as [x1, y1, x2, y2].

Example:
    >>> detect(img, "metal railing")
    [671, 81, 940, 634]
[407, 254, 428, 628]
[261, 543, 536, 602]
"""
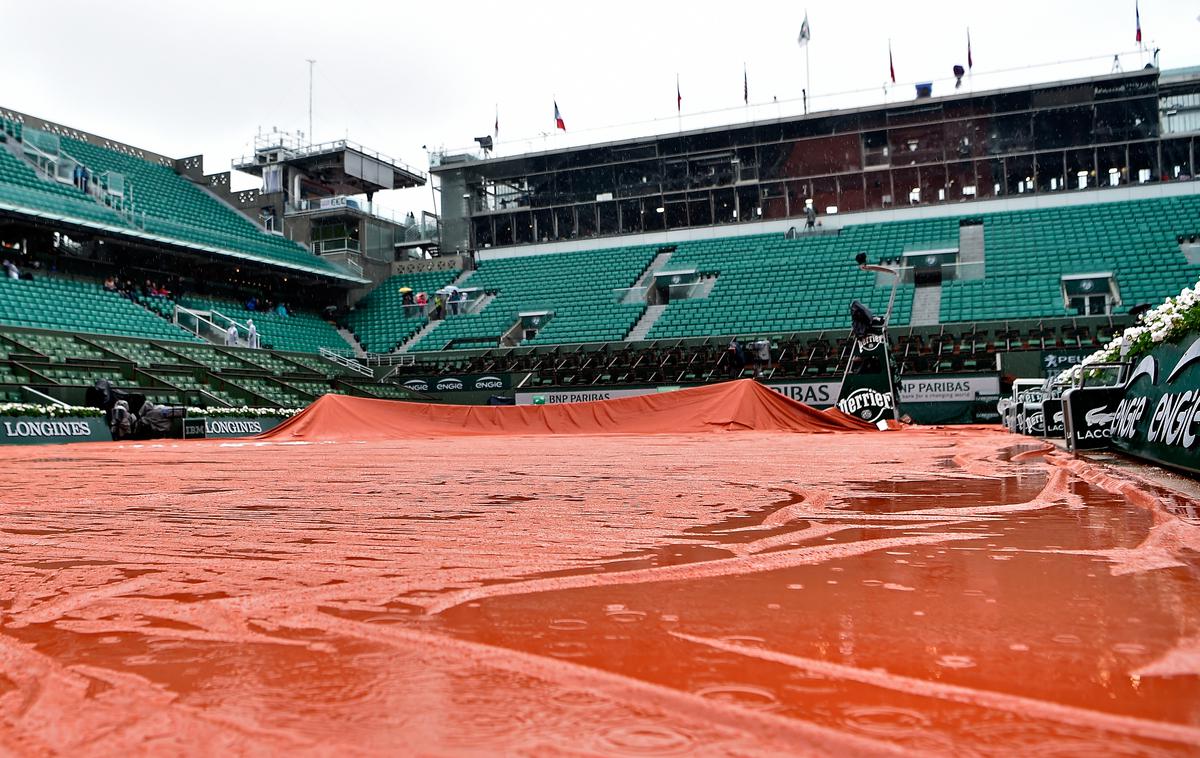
[318, 347, 373, 377]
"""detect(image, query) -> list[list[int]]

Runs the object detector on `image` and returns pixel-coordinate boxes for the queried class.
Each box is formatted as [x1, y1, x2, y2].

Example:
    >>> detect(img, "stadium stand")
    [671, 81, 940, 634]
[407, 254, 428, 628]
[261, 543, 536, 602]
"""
[408, 245, 658, 351]
[0, 275, 202, 341]
[0, 115, 354, 281]
[177, 294, 347, 353]
[344, 269, 462, 353]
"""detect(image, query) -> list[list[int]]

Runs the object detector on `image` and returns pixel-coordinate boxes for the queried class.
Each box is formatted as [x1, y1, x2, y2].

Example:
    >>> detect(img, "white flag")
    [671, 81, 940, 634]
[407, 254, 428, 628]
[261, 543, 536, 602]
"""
[797, 12, 811, 47]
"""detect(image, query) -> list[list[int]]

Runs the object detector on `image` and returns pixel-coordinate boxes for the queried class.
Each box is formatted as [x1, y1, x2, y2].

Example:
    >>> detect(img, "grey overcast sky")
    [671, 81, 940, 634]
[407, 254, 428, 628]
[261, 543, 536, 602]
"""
[3, 0, 1198, 214]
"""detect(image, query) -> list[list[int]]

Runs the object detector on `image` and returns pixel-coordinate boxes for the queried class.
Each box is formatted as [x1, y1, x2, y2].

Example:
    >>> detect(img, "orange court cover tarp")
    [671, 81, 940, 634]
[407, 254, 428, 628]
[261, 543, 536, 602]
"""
[260, 379, 876, 441]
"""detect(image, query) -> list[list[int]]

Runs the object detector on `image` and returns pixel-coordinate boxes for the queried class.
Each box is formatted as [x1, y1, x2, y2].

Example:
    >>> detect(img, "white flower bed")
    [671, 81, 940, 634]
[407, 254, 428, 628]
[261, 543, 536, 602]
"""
[1057, 275, 1200, 385]
[0, 403, 104, 418]
[186, 406, 302, 419]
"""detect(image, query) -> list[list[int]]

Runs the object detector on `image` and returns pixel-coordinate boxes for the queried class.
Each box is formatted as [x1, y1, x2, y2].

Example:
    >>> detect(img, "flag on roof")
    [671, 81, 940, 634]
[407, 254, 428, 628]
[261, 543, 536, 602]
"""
[889, 41, 896, 83]
[797, 12, 811, 47]
[967, 28, 973, 70]
[743, 64, 748, 105]
[676, 74, 681, 112]
[494, 104, 499, 140]
[554, 100, 566, 131]
[1135, 0, 1142, 44]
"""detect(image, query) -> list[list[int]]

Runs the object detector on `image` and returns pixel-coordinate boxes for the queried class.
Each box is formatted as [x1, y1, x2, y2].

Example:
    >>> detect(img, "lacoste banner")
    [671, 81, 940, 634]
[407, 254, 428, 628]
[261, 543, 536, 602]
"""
[1040, 398, 1066, 439]
[1062, 386, 1121, 451]
[1105, 337, 1200, 474]
[400, 374, 510, 393]
[0, 417, 111, 445]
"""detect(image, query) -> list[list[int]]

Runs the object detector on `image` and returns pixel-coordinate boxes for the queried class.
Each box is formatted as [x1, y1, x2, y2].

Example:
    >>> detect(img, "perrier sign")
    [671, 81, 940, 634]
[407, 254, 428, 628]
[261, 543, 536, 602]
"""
[1107, 335, 1200, 475]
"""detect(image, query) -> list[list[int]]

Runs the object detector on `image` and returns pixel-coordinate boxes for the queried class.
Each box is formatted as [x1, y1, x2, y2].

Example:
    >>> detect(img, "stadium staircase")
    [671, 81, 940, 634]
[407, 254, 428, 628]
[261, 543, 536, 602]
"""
[909, 287, 942, 327]
[343, 268, 461, 353]
[336, 327, 366, 357]
[625, 304, 668, 341]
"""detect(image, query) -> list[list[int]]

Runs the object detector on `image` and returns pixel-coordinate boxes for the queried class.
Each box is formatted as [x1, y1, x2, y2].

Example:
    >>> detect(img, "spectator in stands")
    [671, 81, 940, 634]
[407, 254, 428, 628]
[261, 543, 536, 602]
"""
[103, 276, 117, 292]
[225, 322, 238, 346]
[275, 302, 289, 318]
[415, 291, 428, 314]
[726, 338, 746, 378]
[805, 203, 816, 230]
[752, 339, 771, 378]
[401, 288, 415, 316]
[3, 260, 18, 280]
[453, 289, 468, 315]
[247, 319, 259, 349]
[433, 294, 445, 320]
[246, 296, 258, 311]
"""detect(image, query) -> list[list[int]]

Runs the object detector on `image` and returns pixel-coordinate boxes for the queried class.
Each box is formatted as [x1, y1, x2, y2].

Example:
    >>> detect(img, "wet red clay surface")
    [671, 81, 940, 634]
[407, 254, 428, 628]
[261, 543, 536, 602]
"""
[3, 426, 1200, 756]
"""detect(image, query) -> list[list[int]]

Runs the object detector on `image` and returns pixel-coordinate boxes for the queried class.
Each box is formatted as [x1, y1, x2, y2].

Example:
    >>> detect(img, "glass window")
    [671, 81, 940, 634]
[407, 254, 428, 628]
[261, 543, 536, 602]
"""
[665, 195, 688, 229]
[975, 159, 1002, 198]
[1128, 142, 1158, 185]
[736, 185, 759, 222]
[1162, 138, 1193, 180]
[1033, 106, 1093, 150]
[473, 217, 493, 248]
[864, 171, 890, 209]
[1095, 97, 1158, 141]
[644, 197, 666, 232]
[786, 180, 811, 215]
[812, 175, 837, 214]
[554, 206, 576, 239]
[513, 211, 534, 244]
[577, 203, 598, 237]
[1005, 154, 1035, 195]
[534, 208, 554, 242]
[1066, 148, 1095, 189]
[836, 173, 865, 213]
[713, 188, 736, 225]
[984, 113, 1033, 155]
[889, 123, 945, 166]
[1097, 144, 1127, 186]
[863, 131, 890, 168]
[760, 182, 787, 219]
[598, 201, 619, 235]
[946, 161, 975, 201]
[688, 192, 713, 227]
[1036, 152, 1066, 193]
[495, 215, 514, 247]
[945, 119, 985, 159]
[891, 167, 920, 205]
[618, 199, 642, 234]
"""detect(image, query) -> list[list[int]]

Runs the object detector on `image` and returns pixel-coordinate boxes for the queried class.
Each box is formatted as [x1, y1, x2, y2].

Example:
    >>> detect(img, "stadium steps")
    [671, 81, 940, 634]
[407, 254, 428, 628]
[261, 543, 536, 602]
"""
[336, 327, 366, 357]
[910, 286, 942, 327]
[625, 304, 668, 341]
[959, 224, 986, 271]
[397, 318, 444, 353]
[624, 250, 673, 303]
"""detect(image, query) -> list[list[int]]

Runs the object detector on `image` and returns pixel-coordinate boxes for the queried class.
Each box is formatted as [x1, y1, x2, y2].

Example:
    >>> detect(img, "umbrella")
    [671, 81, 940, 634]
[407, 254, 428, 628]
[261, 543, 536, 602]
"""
[398, 286, 413, 293]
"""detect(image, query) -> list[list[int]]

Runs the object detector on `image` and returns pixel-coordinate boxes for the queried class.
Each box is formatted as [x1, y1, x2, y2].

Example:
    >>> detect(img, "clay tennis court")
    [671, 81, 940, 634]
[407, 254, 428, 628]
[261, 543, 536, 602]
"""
[3, 383, 1200, 755]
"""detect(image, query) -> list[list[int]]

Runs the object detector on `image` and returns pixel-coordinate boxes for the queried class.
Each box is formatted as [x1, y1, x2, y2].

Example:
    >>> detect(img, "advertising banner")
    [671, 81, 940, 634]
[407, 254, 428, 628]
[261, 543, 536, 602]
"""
[400, 374, 510, 393]
[1062, 386, 1122, 451]
[835, 335, 897, 424]
[201, 416, 286, 438]
[1106, 337, 1200, 474]
[0, 416, 111, 445]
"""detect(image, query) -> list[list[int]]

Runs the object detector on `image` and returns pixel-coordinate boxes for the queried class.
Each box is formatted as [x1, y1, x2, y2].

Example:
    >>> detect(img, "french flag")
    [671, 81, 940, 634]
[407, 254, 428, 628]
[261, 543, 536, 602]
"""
[554, 100, 566, 131]
[1135, 0, 1142, 44]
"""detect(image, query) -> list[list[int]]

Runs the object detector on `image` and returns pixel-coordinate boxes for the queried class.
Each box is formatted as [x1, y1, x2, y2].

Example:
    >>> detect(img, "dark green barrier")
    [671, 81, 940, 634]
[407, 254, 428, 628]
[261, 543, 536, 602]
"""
[398, 374, 510, 393]
[1108, 337, 1200, 475]
[0, 417, 111, 444]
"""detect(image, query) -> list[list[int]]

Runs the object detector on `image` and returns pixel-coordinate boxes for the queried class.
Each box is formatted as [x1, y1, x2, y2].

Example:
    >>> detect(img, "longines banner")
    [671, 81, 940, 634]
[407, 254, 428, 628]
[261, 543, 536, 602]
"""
[1104, 336, 1200, 475]
[186, 416, 286, 439]
[0, 416, 111, 445]
[401, 374, 511, 393]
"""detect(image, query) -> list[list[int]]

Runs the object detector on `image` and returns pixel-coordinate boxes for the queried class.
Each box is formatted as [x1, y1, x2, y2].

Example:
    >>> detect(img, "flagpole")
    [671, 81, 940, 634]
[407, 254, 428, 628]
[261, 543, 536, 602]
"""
[805, 43, 811, 114]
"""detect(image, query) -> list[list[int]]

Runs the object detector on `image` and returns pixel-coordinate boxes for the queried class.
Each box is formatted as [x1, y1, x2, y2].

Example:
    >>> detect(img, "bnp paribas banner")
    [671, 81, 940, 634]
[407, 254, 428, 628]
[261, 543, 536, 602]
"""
[1105, 336, 1200, 475]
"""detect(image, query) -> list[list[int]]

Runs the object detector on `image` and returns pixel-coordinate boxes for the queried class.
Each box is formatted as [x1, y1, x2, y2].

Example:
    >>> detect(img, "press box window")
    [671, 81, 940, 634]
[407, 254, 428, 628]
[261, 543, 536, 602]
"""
[1061, 273, 1119, 316]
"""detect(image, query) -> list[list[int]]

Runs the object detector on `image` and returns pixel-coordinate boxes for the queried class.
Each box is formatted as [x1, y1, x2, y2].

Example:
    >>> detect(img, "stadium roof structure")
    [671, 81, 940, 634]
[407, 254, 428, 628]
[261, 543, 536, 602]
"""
[233, 136, 426, 195]
[431, 67, 1189, 175]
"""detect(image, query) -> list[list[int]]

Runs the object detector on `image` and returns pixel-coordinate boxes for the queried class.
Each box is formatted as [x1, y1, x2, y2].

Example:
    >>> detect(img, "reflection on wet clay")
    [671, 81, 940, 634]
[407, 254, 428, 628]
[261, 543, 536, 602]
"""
[0, 427, 1197, 755]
